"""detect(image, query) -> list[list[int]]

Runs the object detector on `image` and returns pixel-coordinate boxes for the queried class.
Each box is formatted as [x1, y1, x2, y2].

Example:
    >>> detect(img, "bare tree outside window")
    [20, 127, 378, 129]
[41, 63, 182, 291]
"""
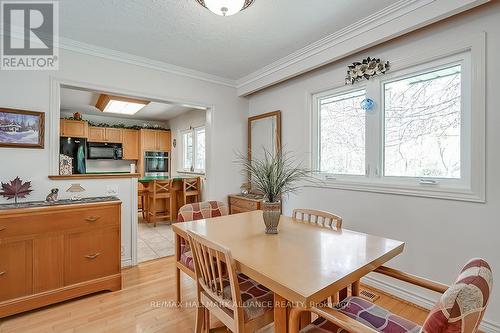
[319, 90, 366, 175]
[384, 65, 461, 178]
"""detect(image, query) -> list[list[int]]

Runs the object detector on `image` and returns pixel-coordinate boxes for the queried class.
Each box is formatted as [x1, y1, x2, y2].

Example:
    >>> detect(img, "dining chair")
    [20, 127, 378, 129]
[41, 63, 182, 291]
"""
[182, 177, 201, 205]
[289, 258, 493, 333]
[147, 179, 173, 227]
[175, 201, 229, 303]
[292, 208, 342, 229]
[187, 229, 274, 333]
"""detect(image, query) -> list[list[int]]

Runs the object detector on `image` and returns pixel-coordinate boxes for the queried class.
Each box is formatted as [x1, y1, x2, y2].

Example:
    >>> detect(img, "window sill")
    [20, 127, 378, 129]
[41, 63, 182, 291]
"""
[176, 170, 205, 176]
[305, 178, 485, 203]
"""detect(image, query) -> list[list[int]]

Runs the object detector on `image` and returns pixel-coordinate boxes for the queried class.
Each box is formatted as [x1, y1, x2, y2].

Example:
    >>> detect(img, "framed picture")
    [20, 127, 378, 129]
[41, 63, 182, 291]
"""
[0, 108, 45, 149]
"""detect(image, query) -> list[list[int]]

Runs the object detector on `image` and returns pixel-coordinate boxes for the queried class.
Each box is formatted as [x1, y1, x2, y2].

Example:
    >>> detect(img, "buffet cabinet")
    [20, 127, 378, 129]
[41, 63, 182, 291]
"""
[0, 200, 122, 317]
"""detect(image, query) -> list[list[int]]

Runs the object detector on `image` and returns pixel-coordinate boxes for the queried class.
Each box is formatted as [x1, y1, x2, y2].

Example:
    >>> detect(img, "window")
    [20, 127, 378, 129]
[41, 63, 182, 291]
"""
[181, 126, 205, 173]
[312, 49, 484, 202]
[317, 89, 366, 176]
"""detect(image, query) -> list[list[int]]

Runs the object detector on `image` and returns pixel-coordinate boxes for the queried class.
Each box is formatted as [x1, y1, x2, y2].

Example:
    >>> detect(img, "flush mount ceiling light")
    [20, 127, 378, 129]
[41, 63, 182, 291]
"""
[195, 0, 255, 16]
[95, 94, 150, 115]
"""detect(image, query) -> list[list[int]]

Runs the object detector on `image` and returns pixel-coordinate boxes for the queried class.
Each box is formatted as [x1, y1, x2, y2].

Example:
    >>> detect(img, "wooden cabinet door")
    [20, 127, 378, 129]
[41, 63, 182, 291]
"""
[0, 240, 33, 301]
[156, 131, 171, 152]
[88, 126, 106, 142]
[33, 236, 64, 293]
[122, 130, 139, 160]
[64, 227, 120, 285]
[105, 128, 123, 143]
[141, 130, 157, 151]
[60, 120, 88, 138]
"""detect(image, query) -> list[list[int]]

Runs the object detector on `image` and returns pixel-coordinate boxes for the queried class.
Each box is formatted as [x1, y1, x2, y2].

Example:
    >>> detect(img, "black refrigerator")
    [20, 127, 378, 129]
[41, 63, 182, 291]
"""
[60, 137, 87, 174]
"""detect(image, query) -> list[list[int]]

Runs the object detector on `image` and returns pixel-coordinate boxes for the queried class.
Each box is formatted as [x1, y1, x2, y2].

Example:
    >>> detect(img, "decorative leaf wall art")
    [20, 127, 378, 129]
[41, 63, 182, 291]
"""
[345, 57, 390, 85]
[0, 177, 33, 204]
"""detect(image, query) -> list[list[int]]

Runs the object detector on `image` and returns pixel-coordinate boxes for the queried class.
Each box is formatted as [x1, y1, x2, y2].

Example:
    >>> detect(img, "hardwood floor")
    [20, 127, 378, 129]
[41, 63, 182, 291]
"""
[0, 256, 430, 333]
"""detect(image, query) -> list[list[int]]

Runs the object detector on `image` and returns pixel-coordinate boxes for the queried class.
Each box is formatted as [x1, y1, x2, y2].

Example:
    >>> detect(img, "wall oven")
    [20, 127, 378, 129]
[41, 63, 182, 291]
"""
[87, 142, 123, 160]
[144, 151, 169, 177]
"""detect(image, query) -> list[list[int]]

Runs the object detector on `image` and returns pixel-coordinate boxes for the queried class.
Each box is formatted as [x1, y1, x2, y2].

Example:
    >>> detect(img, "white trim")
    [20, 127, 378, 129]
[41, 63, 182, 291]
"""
[362, 275, 500, 333]
[237, 0, 489, 96]
[121, 258, 132, 268]
[307, 33, 486, 203]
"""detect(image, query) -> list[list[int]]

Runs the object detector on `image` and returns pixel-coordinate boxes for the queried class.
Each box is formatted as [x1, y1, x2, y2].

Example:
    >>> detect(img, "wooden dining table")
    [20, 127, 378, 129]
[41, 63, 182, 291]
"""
[172, 210, 405, 333]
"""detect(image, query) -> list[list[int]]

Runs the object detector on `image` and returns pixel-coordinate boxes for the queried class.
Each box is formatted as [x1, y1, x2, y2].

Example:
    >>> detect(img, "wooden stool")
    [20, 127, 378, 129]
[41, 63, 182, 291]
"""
[182, 177, 201, 205]
[148, 180, 174, 227]
[138, 185, 148, 221]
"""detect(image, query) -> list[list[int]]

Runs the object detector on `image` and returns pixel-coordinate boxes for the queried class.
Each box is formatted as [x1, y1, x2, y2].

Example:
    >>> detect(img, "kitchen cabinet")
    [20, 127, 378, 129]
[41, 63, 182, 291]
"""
[88, 126, 123, 143]
[0, 200, 122, 318]
[60, 119, 88, 138]
[140, 129, 171, 152]
[122, 129, 139, 160]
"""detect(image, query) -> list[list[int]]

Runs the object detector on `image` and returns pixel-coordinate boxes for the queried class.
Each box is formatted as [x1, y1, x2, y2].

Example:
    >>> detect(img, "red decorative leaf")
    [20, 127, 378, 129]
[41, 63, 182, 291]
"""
[0, 177, 33, 200]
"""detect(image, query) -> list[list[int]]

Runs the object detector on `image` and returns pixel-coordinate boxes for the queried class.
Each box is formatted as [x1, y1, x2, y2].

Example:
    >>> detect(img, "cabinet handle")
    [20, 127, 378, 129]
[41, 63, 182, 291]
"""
[85, 216, 100, 222]
[0, 226, 6, 231]
[0, 271, 5, 276]
[84, 253, 101, 259]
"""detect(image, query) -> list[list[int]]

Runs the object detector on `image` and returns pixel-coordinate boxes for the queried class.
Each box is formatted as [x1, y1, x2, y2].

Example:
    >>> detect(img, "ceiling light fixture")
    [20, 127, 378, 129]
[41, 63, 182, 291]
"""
[195, 0, 255, 16]
[95, 94, 150, 115]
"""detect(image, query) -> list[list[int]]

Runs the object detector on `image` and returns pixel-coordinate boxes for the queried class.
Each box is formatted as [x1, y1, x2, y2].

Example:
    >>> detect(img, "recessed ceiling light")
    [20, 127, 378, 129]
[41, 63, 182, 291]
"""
[95, 94, 150, 115]
[196, 0, 255, 16]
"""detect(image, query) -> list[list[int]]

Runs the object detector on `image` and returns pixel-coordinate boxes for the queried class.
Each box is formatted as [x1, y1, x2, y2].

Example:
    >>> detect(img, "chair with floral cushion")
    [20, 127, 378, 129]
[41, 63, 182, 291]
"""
[175, 201, 229, 303]
[187, 229, 274, 333]
[289, 258, 493, 333]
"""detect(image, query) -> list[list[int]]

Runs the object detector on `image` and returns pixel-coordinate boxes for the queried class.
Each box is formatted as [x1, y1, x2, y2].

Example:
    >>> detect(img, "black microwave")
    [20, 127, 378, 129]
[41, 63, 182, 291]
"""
[87, 142, 123, 160]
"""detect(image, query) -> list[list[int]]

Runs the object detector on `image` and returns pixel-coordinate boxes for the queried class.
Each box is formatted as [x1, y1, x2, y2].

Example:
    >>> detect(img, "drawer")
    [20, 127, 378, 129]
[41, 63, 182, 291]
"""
[229, 197, 259, 211]
[64, 227, 120, 285]
[0, 205, 119, 240]
[230, 205, 253, 215]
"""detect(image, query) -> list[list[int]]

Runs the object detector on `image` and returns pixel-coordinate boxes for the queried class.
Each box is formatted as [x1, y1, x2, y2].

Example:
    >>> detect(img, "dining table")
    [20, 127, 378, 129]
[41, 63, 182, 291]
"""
[172, 210, 405, 333]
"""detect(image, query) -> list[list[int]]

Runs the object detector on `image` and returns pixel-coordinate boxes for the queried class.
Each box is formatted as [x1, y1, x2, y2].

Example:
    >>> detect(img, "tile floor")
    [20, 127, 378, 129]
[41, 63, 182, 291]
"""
[137, 218, 175, 263]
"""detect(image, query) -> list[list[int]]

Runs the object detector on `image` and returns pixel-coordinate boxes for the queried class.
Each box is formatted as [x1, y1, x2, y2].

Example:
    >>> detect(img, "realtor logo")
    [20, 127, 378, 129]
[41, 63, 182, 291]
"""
[1, 1, 59, 70]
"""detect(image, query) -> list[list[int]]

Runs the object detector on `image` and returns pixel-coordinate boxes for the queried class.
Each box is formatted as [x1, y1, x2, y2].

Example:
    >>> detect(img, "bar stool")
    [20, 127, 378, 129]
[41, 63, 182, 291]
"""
[182, 177, 201, 205]
[148, 179, 174, 227]
[138, 183, 148, 221]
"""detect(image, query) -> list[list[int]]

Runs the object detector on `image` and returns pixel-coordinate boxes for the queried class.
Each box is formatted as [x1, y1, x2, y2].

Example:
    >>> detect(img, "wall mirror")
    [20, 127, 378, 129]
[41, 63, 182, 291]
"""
[248, 110, 281, 171]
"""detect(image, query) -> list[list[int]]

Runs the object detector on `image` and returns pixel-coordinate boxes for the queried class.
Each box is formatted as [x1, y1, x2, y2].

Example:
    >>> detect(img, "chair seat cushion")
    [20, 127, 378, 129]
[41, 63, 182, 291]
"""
[180, 250, 194, 270]
[302, 296, 422, 333]
[221, 273, 274, 322]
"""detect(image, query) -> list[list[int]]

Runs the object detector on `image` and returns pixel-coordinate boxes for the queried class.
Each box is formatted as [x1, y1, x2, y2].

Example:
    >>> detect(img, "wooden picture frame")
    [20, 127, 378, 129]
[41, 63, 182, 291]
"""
[0, 107, 45, 149]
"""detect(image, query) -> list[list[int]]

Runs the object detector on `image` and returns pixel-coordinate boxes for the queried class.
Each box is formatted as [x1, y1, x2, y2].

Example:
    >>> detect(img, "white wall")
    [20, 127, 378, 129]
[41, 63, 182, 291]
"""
[0, 48, 247, 267]
[248, 4, 500, 330]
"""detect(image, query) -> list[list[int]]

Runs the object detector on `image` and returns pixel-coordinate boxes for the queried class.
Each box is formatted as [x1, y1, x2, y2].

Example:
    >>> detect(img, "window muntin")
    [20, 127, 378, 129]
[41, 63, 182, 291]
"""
[318, 89, 366, 176]
[383, 65, 462, 179]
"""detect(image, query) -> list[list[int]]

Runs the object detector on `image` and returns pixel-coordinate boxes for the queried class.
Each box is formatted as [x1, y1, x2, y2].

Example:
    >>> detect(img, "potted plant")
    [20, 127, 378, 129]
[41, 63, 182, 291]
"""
[238, 149, 311, 234]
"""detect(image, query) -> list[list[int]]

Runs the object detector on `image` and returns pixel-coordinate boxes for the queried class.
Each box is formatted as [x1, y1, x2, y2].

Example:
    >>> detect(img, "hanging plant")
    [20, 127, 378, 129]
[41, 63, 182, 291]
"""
[0, 177, 33, 204]
[346, 57, 390, 85]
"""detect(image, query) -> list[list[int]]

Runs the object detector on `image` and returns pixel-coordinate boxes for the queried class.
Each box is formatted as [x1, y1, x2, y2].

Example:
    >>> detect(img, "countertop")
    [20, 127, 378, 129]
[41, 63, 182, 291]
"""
[138, 176, 198, 183]
[0, 196, 121, 211]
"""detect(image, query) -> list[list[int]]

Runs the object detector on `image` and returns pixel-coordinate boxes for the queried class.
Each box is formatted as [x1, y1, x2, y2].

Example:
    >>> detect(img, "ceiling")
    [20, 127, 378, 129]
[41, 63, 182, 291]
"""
[59, 0, 399, 80]
[60, 87, 198, 121]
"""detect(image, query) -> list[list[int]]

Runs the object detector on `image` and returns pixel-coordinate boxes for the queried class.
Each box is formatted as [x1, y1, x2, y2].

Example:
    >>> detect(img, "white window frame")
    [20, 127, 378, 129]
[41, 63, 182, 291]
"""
[180, 126, 206, 174]
[310, 35, 485, 202]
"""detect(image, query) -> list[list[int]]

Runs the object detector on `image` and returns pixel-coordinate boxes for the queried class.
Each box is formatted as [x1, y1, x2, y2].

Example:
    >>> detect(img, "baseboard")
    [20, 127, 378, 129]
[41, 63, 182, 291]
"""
[121, 258, 132, 268]
[362, 275, 500, 333]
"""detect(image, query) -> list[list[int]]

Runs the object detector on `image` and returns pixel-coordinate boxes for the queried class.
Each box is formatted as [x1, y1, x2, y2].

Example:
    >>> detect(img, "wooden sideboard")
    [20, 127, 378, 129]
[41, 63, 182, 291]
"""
[228, 194, 262, 214]
[0, 199, 122, 318]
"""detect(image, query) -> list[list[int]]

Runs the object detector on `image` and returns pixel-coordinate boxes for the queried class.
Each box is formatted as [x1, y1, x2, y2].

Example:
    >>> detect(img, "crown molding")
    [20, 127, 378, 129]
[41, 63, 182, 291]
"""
[57, 37, 237, 88]
[236, 0, 490, 96]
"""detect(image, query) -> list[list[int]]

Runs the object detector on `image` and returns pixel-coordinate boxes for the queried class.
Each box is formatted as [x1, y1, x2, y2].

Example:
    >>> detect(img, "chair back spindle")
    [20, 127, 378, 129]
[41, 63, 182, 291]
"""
[293, 208, 342, 229]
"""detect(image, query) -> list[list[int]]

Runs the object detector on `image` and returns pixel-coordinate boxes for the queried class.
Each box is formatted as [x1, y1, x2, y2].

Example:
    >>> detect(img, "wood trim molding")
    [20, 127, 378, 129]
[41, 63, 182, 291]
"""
[95, 94, 150, 112]
[236, 0, 490, 96]
[48, 173, 141, 180]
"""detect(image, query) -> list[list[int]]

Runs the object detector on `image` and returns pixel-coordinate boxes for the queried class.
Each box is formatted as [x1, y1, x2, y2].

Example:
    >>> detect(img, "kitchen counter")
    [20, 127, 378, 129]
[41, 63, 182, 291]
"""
[0, 196, 120, 211]
[138, 176, 192, 183]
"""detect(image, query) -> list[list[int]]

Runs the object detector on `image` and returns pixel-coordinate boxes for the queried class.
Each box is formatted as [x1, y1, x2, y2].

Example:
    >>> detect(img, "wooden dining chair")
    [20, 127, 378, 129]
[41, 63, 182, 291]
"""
[187, 229, 274, 333]
[175, 201, 229, 304]
[138, 183, 147, 220]
[289, 258, 493, 333]
[147, 179, 173, 227]
[183, 177, 201, 205]
[292, 208, 342, 229]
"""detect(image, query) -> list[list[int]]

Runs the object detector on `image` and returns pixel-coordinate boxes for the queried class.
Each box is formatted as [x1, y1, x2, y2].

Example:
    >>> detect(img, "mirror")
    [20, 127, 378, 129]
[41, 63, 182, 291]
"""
[248, 110, 281, 166]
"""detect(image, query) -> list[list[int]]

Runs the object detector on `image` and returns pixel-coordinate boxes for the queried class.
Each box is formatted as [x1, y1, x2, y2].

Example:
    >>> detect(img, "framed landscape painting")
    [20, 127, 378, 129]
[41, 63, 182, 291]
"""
[0, 108, 45, 148]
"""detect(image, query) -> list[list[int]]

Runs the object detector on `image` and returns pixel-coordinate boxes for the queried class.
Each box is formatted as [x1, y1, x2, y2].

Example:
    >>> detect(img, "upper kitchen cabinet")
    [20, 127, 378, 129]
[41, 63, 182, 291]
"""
[140, 129, 171, 152]
[88, 126, 123, 143]
[122, 129, 139, 160]
[60, 119, 88, 138]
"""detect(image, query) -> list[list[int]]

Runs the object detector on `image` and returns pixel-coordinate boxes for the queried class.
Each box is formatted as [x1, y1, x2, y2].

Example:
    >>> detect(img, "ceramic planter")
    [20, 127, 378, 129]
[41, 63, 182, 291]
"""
[262, 201, 281, 234]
